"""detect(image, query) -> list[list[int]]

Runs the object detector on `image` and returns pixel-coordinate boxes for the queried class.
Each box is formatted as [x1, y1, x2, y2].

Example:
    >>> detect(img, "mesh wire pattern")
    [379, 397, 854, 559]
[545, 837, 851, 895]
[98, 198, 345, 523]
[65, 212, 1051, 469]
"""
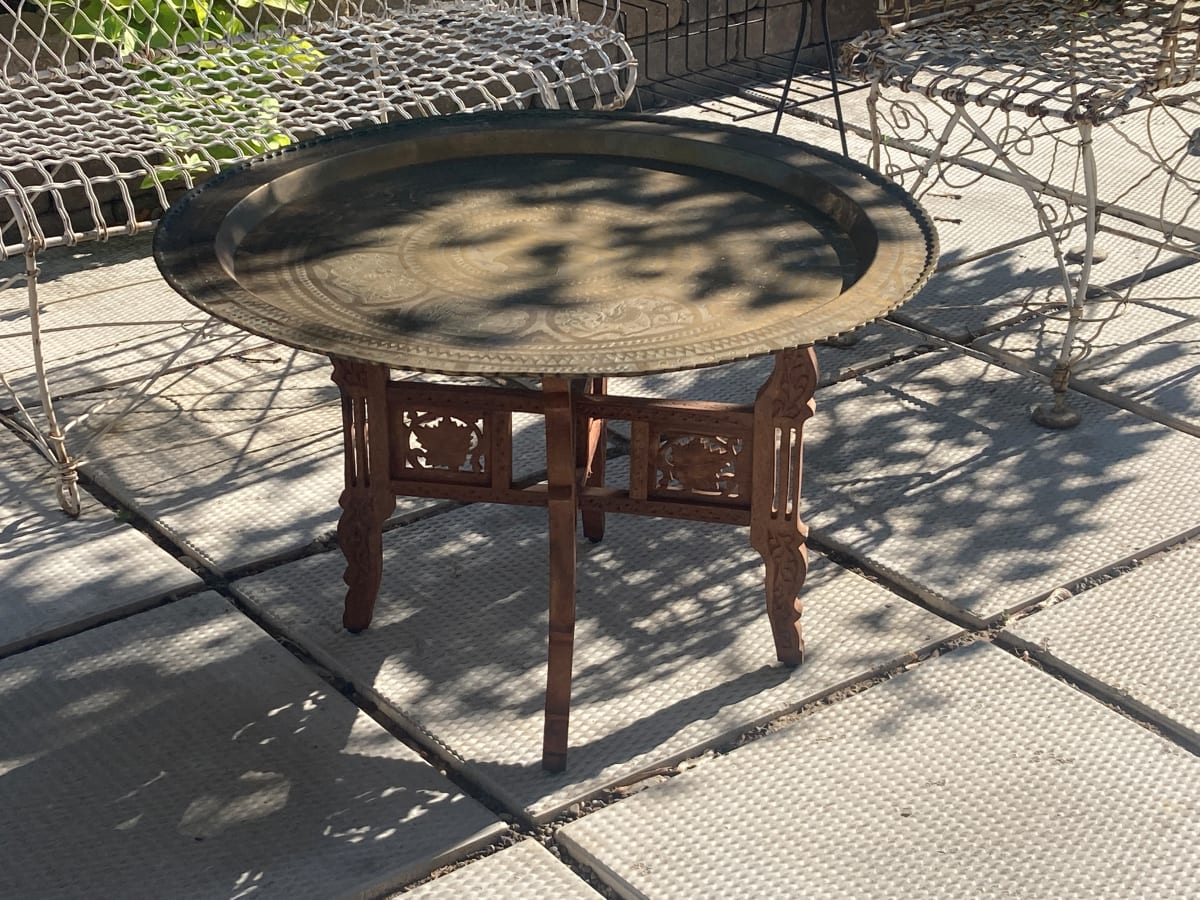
[843, 1, 1200, 124]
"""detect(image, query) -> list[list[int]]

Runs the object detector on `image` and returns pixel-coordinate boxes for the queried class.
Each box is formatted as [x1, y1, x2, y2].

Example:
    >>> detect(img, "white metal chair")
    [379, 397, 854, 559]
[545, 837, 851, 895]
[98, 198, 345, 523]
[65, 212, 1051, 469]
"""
[1, 0, 637, 513]
[842, 0, 1200, 426]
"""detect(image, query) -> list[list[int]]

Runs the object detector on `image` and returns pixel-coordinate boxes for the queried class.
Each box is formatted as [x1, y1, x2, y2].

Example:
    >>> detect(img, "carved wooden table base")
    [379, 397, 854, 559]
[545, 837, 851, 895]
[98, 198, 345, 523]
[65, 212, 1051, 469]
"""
[330, 347, 819, 773]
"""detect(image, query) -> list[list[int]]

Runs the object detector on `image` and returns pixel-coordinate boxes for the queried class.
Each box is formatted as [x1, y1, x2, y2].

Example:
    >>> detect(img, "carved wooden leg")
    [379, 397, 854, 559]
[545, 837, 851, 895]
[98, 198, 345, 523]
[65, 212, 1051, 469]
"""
[331, 358, 397, 633]
[542, 376, 578, 772]
[749, 347, 818, 666]
[578, 376, 607, 543]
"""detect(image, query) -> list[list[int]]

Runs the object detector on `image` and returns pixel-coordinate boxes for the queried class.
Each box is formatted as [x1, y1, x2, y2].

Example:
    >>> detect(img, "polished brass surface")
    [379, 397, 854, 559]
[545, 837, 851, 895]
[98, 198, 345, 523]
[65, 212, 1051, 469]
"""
[156, 112, 938, 377]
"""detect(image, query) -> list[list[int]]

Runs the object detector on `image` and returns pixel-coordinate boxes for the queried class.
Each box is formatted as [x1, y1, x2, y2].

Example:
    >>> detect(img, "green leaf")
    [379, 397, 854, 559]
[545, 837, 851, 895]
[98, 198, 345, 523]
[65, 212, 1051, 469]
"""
[52, 0, 318, 186]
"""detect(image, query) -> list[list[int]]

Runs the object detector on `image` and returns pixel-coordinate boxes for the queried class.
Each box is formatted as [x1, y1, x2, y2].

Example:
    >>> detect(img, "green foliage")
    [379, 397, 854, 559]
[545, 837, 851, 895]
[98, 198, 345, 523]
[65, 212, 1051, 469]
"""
[47, 0, 322, 184]
[48, 0, 308, 56]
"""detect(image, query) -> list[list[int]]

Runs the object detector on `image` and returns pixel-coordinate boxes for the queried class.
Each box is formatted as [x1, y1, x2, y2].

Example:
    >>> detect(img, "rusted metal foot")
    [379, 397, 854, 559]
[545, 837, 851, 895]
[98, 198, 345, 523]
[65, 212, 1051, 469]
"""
[1031, 363, 1082, 429]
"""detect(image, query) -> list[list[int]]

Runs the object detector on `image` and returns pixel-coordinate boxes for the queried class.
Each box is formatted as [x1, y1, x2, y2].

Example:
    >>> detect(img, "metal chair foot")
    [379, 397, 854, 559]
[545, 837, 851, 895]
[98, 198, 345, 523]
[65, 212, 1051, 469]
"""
[51, 449, 82, 517]
[1031, 362, 1082, 429]
[1031, 395, 1082, 429]
[1066, 244, 1108, 264]
[56, 475, 81, 517]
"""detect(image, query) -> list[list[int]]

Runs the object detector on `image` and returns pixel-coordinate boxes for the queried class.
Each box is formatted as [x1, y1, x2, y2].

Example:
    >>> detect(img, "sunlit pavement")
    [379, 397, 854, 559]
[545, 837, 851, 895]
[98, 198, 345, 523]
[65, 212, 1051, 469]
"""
[2, 84, 1199, 898]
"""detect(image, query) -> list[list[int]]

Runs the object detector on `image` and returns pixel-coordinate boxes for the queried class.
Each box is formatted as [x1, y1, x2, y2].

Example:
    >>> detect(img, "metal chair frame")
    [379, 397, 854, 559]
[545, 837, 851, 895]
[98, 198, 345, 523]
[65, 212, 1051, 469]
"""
[843, 0, 1200, 426]
[0, 0, 637, 513]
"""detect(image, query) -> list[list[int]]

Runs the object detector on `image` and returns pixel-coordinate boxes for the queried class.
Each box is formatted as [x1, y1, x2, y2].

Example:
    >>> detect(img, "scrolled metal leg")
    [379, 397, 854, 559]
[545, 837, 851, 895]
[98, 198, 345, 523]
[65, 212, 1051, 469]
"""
[22, 246, 81, 516]
[750, 347, 818, 666]
[867, 81, 883, 171]
[1032, 121, 1095, 430]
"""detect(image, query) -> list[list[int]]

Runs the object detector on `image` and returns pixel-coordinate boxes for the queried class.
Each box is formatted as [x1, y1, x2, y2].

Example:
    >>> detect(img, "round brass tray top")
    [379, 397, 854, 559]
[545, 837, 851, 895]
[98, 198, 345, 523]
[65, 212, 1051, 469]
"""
[155, 112, 938, 377]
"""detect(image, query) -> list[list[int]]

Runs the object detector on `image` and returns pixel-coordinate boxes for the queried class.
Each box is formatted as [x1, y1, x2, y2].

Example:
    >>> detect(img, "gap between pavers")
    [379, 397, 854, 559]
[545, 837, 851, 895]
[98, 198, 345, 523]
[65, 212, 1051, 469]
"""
[61, 349, 547, 575]
[797, 348, 1200, 623]
[400, 839, 602, 899]
[975, 260, 1200, 435]
[231, 456, 961, 823]
[892, 229, 1167, 347]
[0, 426, 201, 658]
[1005, 539, 1200, 751]
[557, 642, 1200, 899]
[0, 592, 505, 899]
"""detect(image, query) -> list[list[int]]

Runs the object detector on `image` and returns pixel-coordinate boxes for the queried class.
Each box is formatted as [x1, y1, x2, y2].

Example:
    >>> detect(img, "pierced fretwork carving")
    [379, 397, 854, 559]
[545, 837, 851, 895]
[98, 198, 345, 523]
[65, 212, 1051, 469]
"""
[652, 432, 748, 501]
[330, 348, 823, 772]
[401, 411, 486, 473]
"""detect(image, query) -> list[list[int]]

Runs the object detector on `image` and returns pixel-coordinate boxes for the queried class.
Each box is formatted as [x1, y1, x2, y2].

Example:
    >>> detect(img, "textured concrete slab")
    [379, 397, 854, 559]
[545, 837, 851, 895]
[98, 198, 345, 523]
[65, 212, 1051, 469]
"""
[232, 460, 961, 821]
[0, 592, 505, 898]
[891, 228, 1164, 347]
[0, 234, 255, 403]
[1079, 316, 1200, 434]
[890, 245, 1065, 343]
[1, 233, 158, 297]
[558, 643, 1200, 898]
[799, 351, 1200, 622]
[63, 352, 547, 574]
[977, 261, 1200, 433]
[660, 102, 874, 162]
[916, 175, 1049, 269]
[404, 840, 602, 899]
[0, 427, 201, 657]
[1006, 541, 1200, 749]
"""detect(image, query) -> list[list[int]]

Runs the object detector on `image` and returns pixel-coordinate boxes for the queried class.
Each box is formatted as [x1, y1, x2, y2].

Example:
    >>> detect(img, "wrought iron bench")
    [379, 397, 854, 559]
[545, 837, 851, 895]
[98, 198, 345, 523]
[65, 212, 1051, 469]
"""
[0, 0, 636, 513]
[842, 0, 1200, 426]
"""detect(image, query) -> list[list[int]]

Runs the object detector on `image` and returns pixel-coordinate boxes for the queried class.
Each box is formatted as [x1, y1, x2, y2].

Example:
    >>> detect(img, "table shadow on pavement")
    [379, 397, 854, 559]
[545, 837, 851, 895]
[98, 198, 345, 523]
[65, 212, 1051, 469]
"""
[232, 459, 961, 822]
[798, 349, 1200, 623]
[0, 593, 503, 899]
[0, 427, 201, 657]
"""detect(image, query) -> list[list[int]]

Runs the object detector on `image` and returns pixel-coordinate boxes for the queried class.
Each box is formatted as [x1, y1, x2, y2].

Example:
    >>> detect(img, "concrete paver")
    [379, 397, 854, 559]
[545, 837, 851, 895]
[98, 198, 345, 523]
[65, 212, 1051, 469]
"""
[0, 234, 255, 403]
[0, 592, 505, 899]
[232, 461, 961, 821]
[892, 244, 1066, 343]
[1006, 540, 1200, 749]
[0, 427, 201, 657]
[60, 351, 547, 573]
[403, 841, 603, 899]
[558, 643, 1200, 898]
[800, 349, 1200, 622]
[61, 349, 370, 574]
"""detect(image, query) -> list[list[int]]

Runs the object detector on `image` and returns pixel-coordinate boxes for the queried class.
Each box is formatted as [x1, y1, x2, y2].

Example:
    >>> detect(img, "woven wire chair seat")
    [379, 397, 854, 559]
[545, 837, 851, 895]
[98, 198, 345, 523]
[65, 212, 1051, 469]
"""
[843, 1, 1200, 124]
[2, 2, 636, 254]
[0, 0, 636, 514]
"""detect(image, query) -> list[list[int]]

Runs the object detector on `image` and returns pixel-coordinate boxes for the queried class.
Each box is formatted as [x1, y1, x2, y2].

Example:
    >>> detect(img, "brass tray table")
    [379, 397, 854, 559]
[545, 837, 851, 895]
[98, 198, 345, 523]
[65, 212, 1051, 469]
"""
[155, 112, 938, 772]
